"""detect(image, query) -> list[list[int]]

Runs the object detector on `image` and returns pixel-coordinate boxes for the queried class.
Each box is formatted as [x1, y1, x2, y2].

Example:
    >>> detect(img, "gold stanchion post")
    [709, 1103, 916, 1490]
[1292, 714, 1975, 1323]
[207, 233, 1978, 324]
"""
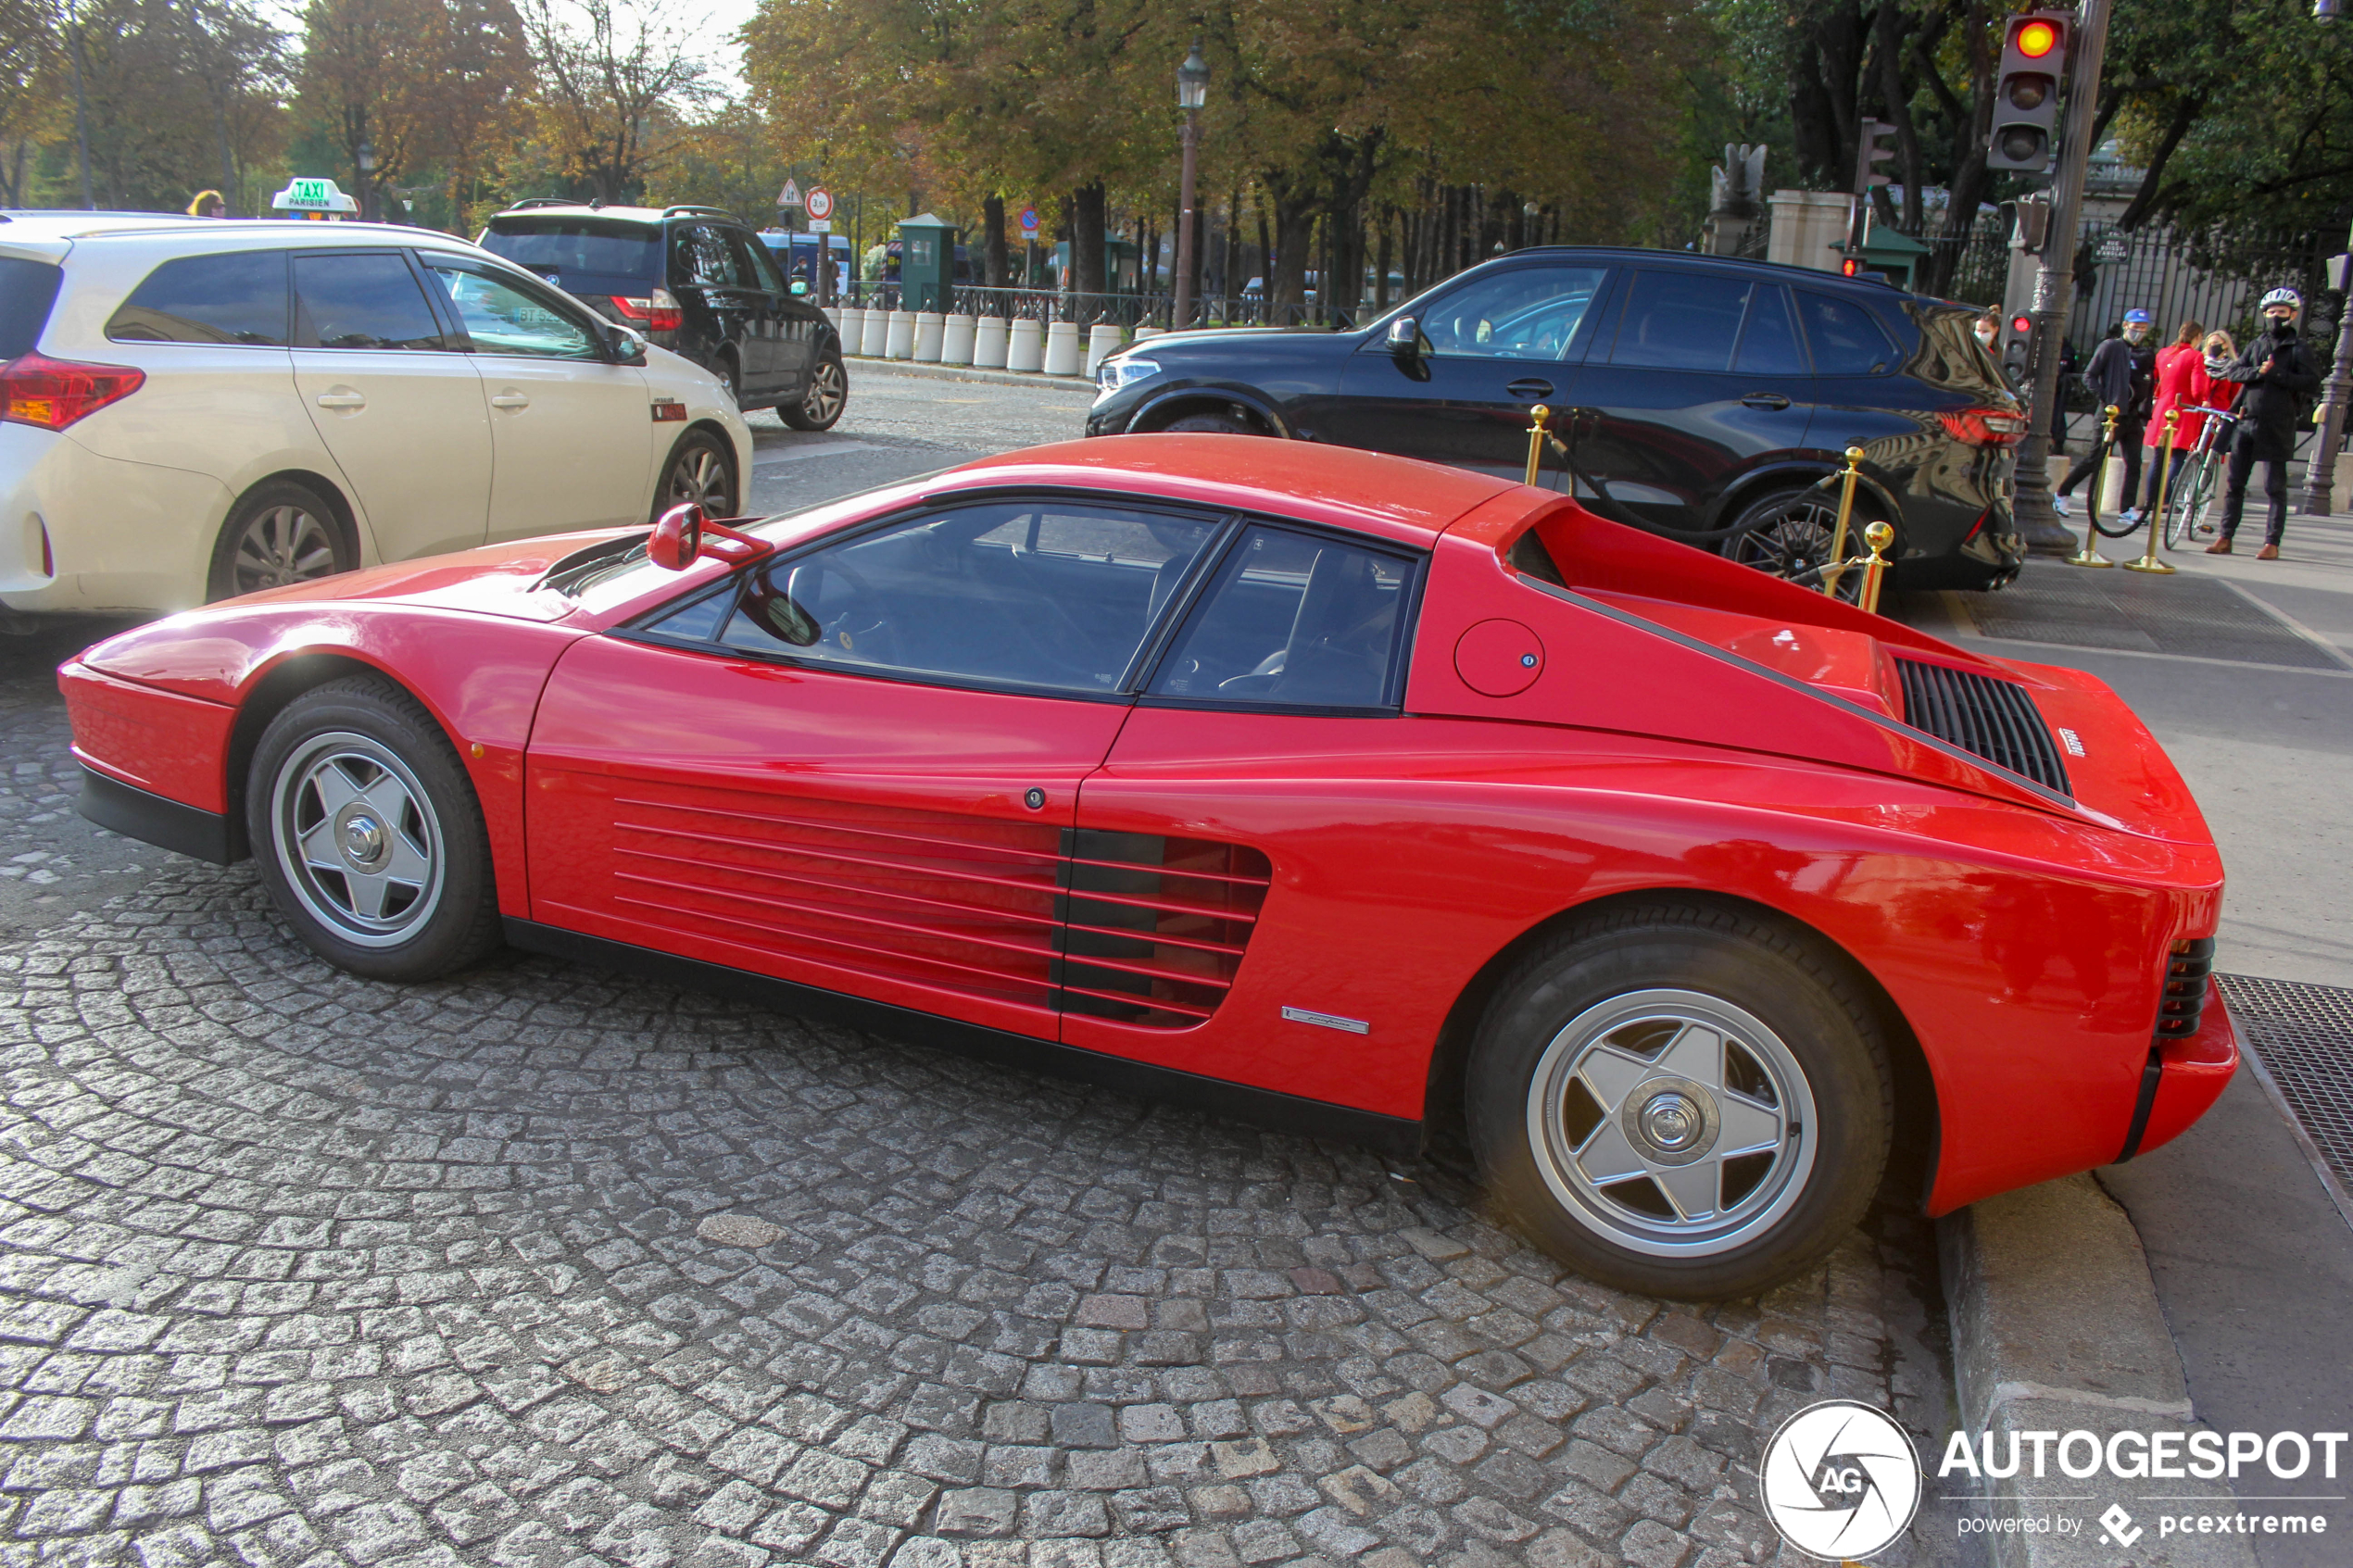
[2124, 408, 2179, 574]
[1821, 445, 1865, 597]
[1858, 521, 1894, 613]
[1524, 405, 1550, 488]
[2067, 405, 2120, 567]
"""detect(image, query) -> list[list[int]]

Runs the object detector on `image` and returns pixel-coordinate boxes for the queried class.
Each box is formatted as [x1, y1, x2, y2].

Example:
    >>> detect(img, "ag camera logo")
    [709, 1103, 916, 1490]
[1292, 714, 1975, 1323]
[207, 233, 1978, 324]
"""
[1761, 1399, 1923, 1561]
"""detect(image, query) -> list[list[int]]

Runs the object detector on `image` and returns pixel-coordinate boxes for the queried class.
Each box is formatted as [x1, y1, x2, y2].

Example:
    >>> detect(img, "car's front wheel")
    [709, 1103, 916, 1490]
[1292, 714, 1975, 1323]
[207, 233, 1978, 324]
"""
[782, 350, 848, 431]
[208, 479, 354, 602]
[1466, 902, 1893, 1299]
[1160, 409, 1264, 435]
[247, 676, 501, 981]
[657, 429, 739, 520]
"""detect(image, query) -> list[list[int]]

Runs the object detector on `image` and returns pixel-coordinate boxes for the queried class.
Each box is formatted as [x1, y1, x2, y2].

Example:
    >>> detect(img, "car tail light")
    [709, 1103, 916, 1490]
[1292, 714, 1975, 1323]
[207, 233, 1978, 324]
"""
[1939, 407, 2028, 446]
[610, 289, 682, 336]
[1, 353, 145, 431]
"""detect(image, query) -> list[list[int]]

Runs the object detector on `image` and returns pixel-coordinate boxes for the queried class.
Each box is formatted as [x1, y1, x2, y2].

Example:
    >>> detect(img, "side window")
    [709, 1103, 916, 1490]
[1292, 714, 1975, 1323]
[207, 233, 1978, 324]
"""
[107, 251, 288, 345]
[1419, 267, 1609, 360]
[1732, 284, 1808, 376]
[1148, 525, 1416, 711]
[291, 252, 450, 351]
[681, 500, 1221, 695]
[421, 260, 598, 359]
[673, 224, 746, 288]
[1608, 271, 1754, 371]
[1797, 292, 1898, 375]
[732, 232, 786, 295]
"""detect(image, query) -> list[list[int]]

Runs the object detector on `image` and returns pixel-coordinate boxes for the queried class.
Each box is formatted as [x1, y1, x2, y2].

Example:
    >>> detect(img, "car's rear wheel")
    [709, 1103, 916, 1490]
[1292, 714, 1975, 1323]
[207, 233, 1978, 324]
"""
[657, 429, 738, 520]
[1160, 409, 1262, 435]
[1724, 484, 1877, 603]
[782, 350, 848, 431]
[1466, 903, 1893, 1299]
[247, 676, 500, 981]
[208, 480, 354, 602]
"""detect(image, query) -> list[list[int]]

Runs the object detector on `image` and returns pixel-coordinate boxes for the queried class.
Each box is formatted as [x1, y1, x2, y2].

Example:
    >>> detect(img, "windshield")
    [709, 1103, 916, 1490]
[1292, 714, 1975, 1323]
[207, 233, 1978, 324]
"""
[479, 219, 661, 289]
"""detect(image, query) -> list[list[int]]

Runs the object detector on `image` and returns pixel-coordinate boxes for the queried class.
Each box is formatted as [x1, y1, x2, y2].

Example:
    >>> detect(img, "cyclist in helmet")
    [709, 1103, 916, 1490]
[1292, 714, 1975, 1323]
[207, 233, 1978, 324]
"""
[2055, 307, 2158, 521]
[2208, 286, 2320, 558]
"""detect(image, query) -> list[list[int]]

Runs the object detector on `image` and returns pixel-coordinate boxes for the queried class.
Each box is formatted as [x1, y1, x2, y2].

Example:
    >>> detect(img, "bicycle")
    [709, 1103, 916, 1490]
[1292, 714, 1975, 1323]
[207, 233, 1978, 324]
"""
[2159, 404, 2242, 550]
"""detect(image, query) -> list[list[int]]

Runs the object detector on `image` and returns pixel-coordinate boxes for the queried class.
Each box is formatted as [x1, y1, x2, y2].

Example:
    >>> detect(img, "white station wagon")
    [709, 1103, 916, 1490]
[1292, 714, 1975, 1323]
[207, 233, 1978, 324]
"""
[0, 212, 753, 614]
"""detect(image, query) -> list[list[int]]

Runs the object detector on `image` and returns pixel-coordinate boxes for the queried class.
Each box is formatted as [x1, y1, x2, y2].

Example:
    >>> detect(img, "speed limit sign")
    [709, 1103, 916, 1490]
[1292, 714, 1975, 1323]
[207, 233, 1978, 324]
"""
[806, 187, 834, 221]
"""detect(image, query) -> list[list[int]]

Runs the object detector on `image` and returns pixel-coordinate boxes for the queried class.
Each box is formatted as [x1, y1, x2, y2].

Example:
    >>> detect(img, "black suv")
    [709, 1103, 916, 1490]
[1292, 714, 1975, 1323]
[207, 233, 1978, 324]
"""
[480, 201, 847, 431]
[1088, 248, 2026, 590]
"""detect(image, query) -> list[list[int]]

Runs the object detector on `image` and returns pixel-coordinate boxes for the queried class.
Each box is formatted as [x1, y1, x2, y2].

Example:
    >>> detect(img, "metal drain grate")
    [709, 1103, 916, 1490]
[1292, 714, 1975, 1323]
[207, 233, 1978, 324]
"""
[2218, 973, 2353, 1195]
[1963, 563, 2342, 669]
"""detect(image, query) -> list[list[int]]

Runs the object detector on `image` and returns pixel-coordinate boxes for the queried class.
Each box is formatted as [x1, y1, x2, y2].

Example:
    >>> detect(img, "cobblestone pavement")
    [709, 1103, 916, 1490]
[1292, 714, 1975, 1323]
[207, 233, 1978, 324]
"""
[1, 379, 1960, 1567]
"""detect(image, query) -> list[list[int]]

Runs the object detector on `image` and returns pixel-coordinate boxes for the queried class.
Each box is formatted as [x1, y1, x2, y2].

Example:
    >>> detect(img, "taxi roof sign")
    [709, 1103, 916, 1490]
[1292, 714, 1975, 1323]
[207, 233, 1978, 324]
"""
[271, 177, 358, 214]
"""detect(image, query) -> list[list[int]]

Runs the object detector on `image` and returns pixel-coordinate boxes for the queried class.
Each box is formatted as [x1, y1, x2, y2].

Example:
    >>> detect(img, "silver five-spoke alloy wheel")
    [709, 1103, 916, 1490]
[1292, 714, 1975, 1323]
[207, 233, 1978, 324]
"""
[230, 502, 340, 595]
[1526, 988, 1818, 1258]
[271, 732, 447, 948]
[665, 441, 735, 517]
[803, 358, 847, 425]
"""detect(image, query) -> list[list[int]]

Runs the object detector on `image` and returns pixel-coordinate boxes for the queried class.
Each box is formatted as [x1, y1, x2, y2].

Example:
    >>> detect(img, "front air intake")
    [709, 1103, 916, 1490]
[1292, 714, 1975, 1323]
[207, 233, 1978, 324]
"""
[1894, 658, 2072, 797]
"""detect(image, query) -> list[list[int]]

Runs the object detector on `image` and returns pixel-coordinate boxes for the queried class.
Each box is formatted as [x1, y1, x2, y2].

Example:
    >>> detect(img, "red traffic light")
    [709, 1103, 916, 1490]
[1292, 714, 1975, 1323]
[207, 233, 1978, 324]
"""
[2016, 18, 2059, 56]
[1842, 258, 1861, 277]
[2010, 315, 2032, 334]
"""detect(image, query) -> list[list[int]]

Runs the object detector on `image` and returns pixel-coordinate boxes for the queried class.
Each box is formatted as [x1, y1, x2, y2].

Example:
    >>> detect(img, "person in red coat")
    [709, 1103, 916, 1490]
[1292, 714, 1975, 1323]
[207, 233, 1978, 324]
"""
[2143, 319, 2209, 518]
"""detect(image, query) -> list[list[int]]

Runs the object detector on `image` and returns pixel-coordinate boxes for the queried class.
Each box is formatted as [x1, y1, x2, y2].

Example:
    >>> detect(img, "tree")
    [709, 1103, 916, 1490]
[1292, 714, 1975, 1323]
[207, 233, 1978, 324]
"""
[0, 0, 62, 207]
[518, 0, 716, 203]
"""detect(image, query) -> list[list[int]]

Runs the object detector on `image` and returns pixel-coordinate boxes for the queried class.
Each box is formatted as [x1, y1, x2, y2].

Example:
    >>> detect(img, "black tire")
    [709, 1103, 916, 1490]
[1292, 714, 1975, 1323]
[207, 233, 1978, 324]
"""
[781, 350, 848, 432]
[207, 479, 355, 602]
[246, 676, 501, 982]
[1161, 410, 1262, 435]
[1465, 902, 1894, 1300]
[1722, 484, 1876, 603]
[655, 428, 739, 521]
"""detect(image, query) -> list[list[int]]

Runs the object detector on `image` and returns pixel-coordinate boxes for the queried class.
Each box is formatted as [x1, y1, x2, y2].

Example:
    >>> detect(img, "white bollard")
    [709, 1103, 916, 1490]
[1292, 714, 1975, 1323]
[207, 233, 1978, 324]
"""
[912, 311, 946, 363]
[885, 309, 916, 360]
[860, 308, 889, 358]
[942, 315, 977, 367]
[975, 317, 1011, 370]
[837, 307, 865, 353]
[1042, 320, 1083, 376]
[1007, 318, 1045, 373]
[1131, 326, 1162, 341]
[1084, 323, 1124, 377]
[823, 306, 843, 333]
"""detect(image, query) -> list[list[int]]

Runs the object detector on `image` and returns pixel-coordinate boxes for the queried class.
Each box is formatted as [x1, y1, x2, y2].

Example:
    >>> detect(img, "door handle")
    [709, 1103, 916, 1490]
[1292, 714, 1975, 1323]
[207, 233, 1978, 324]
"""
[1506, 378, 1554, 400]
[489, 392, 531, 409]
[1741, 392, 1793, 410]
[313, 389, 365, 410]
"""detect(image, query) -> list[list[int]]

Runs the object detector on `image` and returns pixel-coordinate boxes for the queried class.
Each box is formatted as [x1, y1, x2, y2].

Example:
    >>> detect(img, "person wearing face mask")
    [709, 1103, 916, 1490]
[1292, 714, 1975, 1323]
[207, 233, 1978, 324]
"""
[1975, 309, 2011, 383]
[2142, 319, 2208, 521]
[2208, 287, 2320, 558]
[2053, 308, 2158, 521]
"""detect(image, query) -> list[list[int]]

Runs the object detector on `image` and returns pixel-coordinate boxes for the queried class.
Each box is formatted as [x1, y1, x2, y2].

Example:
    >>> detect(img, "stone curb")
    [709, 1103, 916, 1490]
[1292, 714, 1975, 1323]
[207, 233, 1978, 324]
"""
[1938, 1175, 2258, 1566]
[844, 354, 1100, 395]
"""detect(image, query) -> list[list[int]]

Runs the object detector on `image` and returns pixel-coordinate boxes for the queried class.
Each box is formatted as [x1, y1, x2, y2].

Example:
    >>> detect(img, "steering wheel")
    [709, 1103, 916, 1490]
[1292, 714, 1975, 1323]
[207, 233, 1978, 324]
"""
[794, 558, 900, 665]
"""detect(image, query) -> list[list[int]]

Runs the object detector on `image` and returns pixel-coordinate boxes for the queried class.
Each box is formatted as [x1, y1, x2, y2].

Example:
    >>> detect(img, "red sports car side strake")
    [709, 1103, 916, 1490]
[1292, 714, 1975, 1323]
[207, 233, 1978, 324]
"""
[61, 435, 2235, 1299]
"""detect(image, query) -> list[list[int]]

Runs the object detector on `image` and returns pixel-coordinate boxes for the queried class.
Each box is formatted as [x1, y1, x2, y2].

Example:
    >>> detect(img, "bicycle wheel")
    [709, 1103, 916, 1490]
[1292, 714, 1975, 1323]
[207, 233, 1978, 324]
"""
[2162, 451, 2208, 549]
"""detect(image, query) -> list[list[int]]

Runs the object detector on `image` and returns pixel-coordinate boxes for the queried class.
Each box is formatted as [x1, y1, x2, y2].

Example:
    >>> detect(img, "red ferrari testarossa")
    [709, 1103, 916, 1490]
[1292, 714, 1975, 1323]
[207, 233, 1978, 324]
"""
[62, 435, 2234, 1298]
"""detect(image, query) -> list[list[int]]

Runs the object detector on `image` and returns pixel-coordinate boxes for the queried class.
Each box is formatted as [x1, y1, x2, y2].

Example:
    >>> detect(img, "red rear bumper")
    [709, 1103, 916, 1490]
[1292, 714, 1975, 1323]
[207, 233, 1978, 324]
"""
[2132, 978, 2240, 1160]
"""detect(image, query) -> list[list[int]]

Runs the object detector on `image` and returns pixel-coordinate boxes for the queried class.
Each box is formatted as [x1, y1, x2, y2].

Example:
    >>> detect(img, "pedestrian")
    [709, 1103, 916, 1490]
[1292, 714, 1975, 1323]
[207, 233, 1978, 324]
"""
[1975, 308, 2019, 390]
[2208, 286, 2321, 558]
[186, 189, 226, 219]
[2053, 309, 2158, 520]
[2142, 318, 2208, 521]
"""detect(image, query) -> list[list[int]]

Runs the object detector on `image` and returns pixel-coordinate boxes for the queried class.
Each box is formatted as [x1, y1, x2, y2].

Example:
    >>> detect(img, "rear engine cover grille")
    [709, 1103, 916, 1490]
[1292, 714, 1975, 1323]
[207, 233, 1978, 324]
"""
[2158, 938, 2216, 1039]
[1059, 831, 1270, 1030]
[1894, 658, 2072, 797]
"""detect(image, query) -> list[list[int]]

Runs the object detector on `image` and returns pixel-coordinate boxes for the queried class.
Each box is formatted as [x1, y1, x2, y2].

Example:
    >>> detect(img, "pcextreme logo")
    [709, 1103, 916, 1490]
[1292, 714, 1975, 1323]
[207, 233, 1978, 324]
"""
[1759, 1399, 1924, 1561]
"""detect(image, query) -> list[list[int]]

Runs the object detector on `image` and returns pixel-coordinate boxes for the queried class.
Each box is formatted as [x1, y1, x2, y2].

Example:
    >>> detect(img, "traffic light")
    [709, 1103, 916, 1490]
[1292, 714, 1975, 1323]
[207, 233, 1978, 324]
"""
[1854, 119, 1897, 196]
[1988, 13, 2068, 172]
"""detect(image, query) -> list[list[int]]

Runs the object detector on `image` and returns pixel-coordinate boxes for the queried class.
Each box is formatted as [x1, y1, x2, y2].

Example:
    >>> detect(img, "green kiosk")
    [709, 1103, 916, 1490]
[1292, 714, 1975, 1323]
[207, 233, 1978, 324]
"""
[898, 213, 959, 312]
[1832, 227, 1931, 291]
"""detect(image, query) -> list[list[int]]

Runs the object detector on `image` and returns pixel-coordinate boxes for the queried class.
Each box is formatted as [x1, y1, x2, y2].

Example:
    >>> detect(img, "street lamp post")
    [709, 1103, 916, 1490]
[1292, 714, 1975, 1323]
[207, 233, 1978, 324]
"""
[2300, 235, 2353, 516]
[356, 140, 377, 224]
[1172, 41, 1209, 331]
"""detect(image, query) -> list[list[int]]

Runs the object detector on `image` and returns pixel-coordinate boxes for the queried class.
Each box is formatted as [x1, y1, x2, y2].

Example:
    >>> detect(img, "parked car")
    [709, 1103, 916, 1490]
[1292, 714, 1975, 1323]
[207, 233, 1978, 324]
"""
[64, 435, 2233, 1299]
[1091, 248, 2028, 591]
[0, 212, 751, 617]
[479, 201, 847, 431]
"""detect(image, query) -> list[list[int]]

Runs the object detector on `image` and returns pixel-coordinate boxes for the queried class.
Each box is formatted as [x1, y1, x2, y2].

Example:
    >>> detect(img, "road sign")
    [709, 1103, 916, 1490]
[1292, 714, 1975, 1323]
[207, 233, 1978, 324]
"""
[777, 179, 803, 208]
[808, 220, 831, 233]
[805, 186, 833, 220]
[1019, 206, 1039, 235]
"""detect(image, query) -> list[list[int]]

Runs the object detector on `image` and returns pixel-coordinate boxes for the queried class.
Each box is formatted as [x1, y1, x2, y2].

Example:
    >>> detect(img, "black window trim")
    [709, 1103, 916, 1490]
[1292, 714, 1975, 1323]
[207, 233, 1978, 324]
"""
[287, 245, 466, 355]
[1730, 281, 1812, 377]
[103, 245, 293, 349]
[610, 487, 1251, 708]
[415, 249, 610, 361]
